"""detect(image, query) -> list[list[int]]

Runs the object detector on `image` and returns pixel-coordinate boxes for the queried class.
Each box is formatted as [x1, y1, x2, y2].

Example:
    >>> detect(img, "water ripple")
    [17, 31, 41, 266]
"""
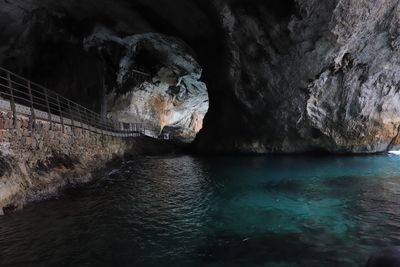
[1, 155, 400, 266]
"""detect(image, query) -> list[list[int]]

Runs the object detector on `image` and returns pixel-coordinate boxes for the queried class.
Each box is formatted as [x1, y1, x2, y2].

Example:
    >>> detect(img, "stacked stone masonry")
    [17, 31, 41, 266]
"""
[0, 111, 135, 214]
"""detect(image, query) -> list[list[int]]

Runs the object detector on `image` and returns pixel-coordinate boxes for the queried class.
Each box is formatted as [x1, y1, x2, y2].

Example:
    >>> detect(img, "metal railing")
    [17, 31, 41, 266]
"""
[0, 66, 150, 138]
[125, 67, 152, 88]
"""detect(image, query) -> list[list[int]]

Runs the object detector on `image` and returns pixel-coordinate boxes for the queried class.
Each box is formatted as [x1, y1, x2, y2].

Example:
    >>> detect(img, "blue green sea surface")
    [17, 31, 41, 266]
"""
[2, 155, 400, 266]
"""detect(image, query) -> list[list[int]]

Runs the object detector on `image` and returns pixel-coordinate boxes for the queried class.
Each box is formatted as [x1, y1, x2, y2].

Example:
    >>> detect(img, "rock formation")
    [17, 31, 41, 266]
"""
[0, 0, 400, 153]
[196, 0, 400, 154]
[0, 111, 135, 213]
[84, 31, 209, 141]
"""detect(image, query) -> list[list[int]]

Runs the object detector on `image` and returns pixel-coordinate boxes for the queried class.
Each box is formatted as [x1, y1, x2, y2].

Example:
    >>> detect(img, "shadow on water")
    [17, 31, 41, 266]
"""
[196, 229, 359, 267]
[264, 179, 307, 193]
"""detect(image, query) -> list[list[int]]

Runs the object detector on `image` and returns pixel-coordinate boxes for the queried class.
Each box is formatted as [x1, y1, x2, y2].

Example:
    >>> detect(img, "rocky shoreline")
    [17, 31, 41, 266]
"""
[0, 110, 183, 215]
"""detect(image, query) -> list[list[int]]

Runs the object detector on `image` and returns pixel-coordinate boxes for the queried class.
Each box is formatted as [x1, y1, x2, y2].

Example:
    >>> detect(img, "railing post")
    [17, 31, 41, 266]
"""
[101, 117, 105, 137]
[27, 81, 36, 130]
[88, 112, 96, 137]
[98, 122, 102, 141]
[76, 104, 84, 134]
[84, 108, 91, 134]
[108, 121, 112, 136]
[56, 95, 64, 133]
[94, 113, 99, 135]
[67, 100, 75, 135]
[88, 110, 93, 133]
[44, 89, 52, 130]
[0, 67, 150, 141]
[90, 111, 94, 133]
[6, 72, 17, 128]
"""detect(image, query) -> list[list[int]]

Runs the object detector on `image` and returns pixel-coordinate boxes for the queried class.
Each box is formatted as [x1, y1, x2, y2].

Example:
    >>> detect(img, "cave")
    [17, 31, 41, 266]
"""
[0, 0, 302, 149]
[1, 1, 214, 142]
[134, 42, 168, 74]
[1, 0, 400, 266]
[2, 0, 398, 154]
[0, 0, 305, 150]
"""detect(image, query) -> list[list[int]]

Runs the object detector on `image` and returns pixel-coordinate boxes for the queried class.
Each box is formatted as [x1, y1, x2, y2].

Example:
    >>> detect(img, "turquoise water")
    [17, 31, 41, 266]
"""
[2, 155, 400, 266]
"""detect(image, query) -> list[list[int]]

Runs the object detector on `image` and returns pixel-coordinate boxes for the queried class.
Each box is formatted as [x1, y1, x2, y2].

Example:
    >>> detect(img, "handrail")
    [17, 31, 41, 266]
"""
[131, 69, 151, 77]
[0, 66, 151, 138]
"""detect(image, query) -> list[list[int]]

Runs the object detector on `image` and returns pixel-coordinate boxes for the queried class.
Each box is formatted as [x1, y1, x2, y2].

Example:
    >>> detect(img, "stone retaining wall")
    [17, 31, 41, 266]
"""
[0, 111, 136, 214]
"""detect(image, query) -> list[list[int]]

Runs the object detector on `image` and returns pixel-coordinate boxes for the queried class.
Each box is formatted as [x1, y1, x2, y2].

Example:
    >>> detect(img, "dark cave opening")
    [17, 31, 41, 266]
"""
[0, 0, 304, 147]
[231, 0, 296, 19]
[264, 0, 296, 18]
[134, 43, 169, 75]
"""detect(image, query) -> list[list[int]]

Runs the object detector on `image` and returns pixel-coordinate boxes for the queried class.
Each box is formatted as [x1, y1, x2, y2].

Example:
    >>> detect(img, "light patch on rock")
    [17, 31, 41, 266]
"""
[85, 31, 209, 142]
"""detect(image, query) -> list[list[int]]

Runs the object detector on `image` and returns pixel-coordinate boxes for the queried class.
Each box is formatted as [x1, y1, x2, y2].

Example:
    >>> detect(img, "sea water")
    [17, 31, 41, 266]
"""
[1, 155, 400, 266]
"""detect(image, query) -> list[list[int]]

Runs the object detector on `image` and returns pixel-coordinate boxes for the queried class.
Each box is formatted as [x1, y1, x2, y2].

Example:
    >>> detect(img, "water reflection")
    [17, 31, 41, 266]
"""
[1, 155, 400, 266]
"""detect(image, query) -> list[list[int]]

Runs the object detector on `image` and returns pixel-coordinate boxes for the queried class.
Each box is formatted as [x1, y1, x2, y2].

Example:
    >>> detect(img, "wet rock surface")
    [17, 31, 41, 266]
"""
[0, 111, 138, 213]
[195, 0, 400, 154]
[1, 0, 400, 153]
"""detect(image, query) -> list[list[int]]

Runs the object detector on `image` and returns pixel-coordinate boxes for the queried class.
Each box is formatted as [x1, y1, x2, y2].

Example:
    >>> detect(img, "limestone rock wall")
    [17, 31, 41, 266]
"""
[85, 31, 209, 142]
[196, 0, 400, 154]
[0, 111, 135, 214]
[1, 0, 400, 154]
